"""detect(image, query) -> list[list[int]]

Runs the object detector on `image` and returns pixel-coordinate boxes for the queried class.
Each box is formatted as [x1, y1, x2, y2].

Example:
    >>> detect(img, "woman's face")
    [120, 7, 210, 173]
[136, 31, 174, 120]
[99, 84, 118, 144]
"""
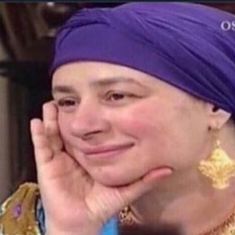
[52, 62, 211, 186]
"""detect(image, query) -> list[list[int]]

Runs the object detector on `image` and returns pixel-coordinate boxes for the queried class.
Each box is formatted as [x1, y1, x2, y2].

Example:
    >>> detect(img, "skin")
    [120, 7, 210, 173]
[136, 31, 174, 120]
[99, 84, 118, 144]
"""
[31, 61, 235, 235]
[52, 62, 209, 186]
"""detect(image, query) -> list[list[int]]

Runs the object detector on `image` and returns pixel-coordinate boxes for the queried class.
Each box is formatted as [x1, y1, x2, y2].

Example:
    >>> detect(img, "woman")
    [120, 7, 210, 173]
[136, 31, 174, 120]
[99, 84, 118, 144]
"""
[1, 2, 235, 235]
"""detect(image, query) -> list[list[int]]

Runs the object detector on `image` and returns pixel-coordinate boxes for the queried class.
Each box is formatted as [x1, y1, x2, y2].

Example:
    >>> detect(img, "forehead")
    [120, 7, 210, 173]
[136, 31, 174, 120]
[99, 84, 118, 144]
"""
[52, 61, 159, 87]
[52, 62, 200, 109]
[52, 61, 197, 103]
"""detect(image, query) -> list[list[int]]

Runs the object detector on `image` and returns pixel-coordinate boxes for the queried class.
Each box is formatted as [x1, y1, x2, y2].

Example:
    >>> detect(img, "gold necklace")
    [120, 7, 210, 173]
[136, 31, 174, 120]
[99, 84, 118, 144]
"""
[119, 206, 235, 235]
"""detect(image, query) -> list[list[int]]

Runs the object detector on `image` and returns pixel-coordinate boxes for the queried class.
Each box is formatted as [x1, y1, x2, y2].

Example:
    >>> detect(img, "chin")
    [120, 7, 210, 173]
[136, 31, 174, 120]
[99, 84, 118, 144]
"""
[95, 177, 135, 187]
[89, 168, 142, 187]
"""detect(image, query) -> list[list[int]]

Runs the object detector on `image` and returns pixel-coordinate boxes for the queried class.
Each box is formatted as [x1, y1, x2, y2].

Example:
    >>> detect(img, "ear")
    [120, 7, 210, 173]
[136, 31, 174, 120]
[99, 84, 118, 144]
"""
[207, 104, 231, 129]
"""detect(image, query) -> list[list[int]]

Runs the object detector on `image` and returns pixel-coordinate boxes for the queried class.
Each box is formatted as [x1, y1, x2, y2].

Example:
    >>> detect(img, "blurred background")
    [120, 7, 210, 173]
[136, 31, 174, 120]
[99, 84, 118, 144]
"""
[0, 2, 234, 203]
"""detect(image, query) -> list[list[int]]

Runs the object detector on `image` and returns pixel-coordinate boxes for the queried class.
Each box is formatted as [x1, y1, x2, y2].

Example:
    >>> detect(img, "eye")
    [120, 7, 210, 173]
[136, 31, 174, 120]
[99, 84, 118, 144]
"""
[107, 92, 126, 100]
[105, 91, 138, 103]
[57, 99, 76, 106]
[56, 98, 78, 112]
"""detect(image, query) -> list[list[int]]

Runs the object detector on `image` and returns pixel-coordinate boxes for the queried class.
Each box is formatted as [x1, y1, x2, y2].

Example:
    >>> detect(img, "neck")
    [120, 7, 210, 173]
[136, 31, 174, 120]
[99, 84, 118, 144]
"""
[131, 121, 235, 235]
[131, 168, 235, 235]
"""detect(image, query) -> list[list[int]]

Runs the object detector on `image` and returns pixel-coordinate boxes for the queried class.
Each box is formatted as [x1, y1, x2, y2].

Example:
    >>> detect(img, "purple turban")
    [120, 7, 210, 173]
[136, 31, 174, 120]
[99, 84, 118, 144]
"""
[51, 2, 235, 115]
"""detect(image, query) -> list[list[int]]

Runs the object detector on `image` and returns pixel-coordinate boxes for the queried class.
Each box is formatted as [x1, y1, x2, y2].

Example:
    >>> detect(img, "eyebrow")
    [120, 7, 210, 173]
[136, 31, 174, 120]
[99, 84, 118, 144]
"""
[91, 77, 147, 87]
[52, 86, 76, 95]
[52, 77, 148, 95]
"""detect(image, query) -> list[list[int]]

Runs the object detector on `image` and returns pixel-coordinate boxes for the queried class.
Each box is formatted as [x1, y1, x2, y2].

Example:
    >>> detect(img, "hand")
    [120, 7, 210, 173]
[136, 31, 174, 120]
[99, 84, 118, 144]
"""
[30, 101, 173, 235]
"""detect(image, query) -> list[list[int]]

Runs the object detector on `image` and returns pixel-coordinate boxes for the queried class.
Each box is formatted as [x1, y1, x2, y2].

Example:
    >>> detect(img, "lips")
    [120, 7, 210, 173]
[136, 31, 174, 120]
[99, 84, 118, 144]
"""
[80, 143, 134, 156]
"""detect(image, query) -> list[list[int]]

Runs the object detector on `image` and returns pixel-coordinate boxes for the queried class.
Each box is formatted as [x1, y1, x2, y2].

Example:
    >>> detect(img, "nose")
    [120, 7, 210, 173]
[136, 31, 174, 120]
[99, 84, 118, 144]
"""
[69, 99, 110, 140]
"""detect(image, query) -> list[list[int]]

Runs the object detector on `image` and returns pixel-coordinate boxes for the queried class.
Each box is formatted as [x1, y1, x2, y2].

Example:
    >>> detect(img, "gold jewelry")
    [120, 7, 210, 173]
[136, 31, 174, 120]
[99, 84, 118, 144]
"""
[119, 206, 235, 235]
[119, 206, 139, 226]
[198, 128, 235, 189]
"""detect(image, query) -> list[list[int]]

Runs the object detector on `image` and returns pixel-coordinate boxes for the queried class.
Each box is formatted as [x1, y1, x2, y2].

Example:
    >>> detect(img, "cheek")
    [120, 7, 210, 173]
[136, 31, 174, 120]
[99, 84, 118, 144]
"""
[112, 100, 193, 167]
[114, 101, 172, 142]
[113, 103, 179, 174]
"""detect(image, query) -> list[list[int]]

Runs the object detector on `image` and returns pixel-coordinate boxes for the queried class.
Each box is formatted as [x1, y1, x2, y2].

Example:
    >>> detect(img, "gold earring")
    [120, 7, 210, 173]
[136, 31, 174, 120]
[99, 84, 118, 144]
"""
[198, 128, 235, 189]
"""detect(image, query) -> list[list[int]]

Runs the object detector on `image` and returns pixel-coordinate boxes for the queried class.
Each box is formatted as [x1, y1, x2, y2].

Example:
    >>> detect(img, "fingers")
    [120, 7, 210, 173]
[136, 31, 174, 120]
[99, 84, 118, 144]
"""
[43, 101, 63, 153]
[120, 168, 173, 205]
[30, 101, 62, 166]
[30, 118, 53, 165]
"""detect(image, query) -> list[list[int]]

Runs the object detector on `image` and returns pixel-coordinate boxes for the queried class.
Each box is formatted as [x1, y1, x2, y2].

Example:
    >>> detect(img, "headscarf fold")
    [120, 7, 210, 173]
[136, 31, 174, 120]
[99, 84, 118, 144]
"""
[51, 2, 235, 115]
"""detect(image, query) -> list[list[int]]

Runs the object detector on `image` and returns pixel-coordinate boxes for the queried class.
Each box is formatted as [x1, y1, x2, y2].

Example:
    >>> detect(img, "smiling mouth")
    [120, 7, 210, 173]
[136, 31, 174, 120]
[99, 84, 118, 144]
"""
[83, 144, 134, 160]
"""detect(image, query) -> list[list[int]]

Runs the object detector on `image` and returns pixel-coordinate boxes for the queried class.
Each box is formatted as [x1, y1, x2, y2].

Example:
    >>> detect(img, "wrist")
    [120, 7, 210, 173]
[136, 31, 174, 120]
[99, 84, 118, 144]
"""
[44, 212, 104, 235]
[46, 229, 100, 235]
[45, 224, 102, 235]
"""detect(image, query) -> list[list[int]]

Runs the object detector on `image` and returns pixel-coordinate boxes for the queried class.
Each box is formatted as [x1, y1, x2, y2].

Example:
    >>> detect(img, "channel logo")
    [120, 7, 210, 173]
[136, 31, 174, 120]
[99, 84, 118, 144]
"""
[220, 20, 235, 31]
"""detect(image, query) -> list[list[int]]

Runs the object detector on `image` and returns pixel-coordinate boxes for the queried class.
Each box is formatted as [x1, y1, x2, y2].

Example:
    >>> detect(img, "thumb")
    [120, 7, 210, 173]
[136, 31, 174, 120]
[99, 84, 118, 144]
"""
[120, 167, 173, 205]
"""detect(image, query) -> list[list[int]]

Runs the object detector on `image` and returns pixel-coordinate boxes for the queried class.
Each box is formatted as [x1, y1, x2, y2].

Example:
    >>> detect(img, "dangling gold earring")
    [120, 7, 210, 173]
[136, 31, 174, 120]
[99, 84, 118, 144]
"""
[198, 127, 235, 189]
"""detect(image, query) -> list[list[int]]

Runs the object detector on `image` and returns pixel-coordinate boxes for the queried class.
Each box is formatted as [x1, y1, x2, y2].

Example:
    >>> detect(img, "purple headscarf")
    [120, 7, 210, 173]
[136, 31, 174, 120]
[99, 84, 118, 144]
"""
[51, 2, 235, 115]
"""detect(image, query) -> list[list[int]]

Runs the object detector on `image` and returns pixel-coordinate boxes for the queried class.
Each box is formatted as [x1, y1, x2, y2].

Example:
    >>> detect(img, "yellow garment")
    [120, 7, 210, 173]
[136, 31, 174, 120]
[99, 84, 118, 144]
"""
[0, 183, 41, 235]
[2, 183, 235, 235]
